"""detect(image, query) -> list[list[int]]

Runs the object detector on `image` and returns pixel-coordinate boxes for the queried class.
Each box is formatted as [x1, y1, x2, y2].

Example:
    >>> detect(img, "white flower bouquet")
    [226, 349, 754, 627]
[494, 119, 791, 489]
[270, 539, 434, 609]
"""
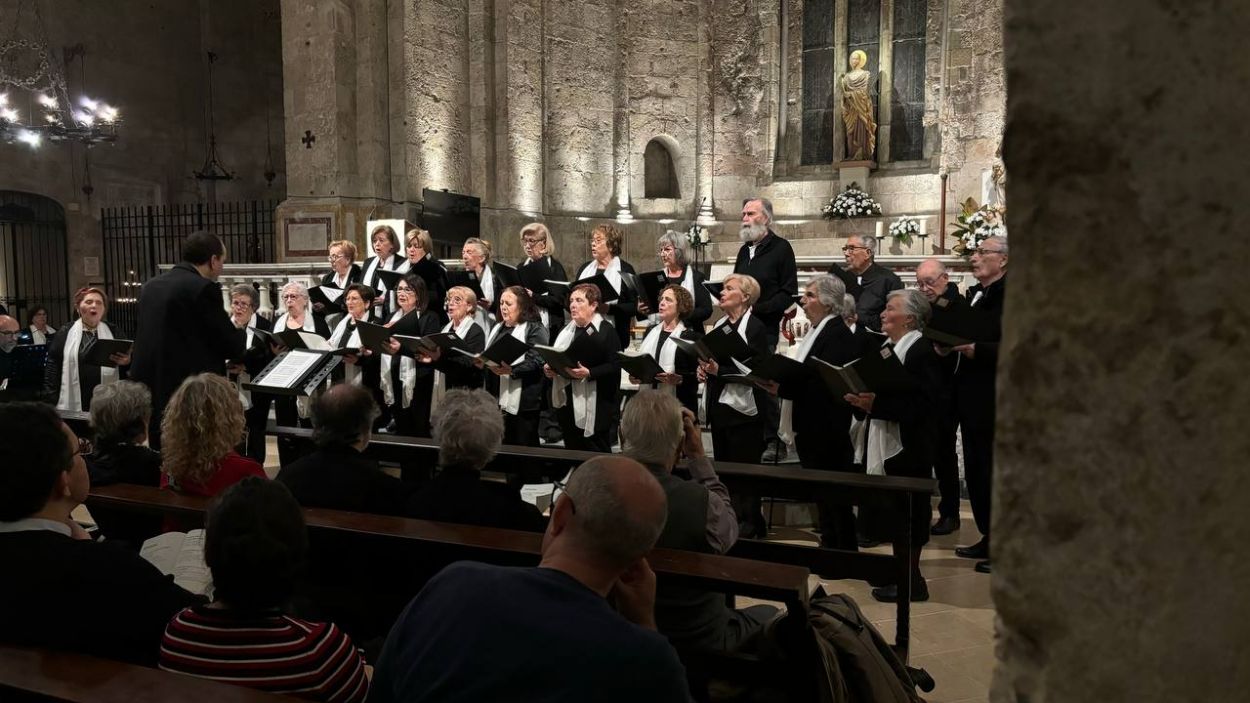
[822, 182, 882, 220]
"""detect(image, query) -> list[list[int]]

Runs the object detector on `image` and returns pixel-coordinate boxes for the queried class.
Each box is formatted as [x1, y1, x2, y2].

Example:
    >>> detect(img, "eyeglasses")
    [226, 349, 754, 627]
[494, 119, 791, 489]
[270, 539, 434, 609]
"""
[551, 469, 577, 515]
[802, 291, 818, 298]
[916, 277, 945, 288]
[280, 293, 303, 300]
[328, 254, 347, 262]
[0, 330, 16, 337]
[974, 248, 1004, 256]
[74, 437, 94, 458]
[396, 285, 414, 293]
[230, 299, 253, 307]
[841, 245, 870, 253]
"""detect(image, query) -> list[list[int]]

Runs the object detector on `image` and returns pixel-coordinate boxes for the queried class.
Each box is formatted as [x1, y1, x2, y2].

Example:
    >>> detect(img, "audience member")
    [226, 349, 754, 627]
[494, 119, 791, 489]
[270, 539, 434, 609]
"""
[87, 380, 161, 487]
[129, 231, 245, 448]
[0, 314, 43, 400]
[372, 455, 689, 703]
[159, 478, 368, 702]
[277, 384, 409, 516]
[830, 234, 904, 333]
[0, 402, 200, 666]
[161, 373, 266, 496]
[405, 388, 546, 531]
[621, 390, 777, 651]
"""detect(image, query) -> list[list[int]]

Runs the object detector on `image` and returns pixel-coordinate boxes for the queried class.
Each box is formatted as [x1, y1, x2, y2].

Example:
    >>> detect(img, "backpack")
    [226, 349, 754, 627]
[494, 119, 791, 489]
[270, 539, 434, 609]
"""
[805, 591, 930, 703]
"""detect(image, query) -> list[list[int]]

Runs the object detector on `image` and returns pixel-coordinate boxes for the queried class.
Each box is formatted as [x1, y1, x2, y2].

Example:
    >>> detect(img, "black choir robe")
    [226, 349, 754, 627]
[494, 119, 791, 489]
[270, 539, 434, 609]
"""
[387, 309, 443, 437]
[524, 255, 568, 336]
[483, 322, 550, 415]
[778, 315, 861, 472]
[430, 320, 486, 390]
[554, 318, 622, 442]
[638, 323, 700, 415]
[573, 259, 639, 350]
[704, 313, 770, 463]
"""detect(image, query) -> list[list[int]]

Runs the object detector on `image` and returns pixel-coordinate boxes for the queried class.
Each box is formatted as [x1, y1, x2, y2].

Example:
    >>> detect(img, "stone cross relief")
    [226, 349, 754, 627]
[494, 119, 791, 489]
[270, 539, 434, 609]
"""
[302, 130, 316, 149]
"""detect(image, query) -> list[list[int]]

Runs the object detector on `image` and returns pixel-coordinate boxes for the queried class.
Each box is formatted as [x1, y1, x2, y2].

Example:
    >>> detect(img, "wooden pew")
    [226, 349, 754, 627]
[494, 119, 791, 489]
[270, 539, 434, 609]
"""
[0, 645, 290, 703]
[86, 484, 815, 698]
[265, 422, 932, 660]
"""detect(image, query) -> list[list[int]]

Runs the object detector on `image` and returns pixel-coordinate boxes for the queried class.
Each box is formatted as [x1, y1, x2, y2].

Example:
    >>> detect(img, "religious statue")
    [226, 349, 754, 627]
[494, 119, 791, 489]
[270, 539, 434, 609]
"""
[840, 50, 877, 162]
[982, 157, 1007, 208]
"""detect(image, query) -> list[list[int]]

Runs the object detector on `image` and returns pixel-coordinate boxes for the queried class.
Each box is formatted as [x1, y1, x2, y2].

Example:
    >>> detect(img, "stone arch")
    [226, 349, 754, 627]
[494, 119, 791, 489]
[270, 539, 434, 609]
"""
[643, 137, 680, 199]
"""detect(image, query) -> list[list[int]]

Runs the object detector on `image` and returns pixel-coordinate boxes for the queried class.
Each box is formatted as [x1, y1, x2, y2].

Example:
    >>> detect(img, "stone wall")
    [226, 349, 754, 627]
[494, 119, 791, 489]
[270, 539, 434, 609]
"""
[993, 0, 1250, 701]
[0, 0, 285, 294]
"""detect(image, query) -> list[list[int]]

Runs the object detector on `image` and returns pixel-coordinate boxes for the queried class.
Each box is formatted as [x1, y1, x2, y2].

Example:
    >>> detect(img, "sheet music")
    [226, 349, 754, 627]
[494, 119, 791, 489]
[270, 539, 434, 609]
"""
[315, 285, 346, 302]
[262, 349, 324, 388]
[296, 332, 331, 351]
[140, 529, 213, 596]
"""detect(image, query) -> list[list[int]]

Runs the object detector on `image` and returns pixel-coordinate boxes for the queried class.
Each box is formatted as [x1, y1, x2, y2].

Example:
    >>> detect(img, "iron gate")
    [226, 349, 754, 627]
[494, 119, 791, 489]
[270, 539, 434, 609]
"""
[100, 200, 277, 337]
[0, 191, 70, 329]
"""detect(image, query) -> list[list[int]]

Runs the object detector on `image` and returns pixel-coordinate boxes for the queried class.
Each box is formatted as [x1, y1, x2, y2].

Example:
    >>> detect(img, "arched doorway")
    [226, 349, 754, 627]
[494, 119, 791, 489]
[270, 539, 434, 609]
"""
[0, 191, 70, 329]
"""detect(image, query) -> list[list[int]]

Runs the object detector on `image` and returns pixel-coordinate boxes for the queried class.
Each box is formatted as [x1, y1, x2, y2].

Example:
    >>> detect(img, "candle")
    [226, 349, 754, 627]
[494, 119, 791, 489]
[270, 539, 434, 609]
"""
[919, 218, 927, 236]
[875, 221, 884, 238]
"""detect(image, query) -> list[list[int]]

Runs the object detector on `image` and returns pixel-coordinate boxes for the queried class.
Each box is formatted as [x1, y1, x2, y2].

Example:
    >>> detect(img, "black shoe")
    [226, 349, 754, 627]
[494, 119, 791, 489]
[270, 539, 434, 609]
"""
[761, 442, 783, 463]
[871, 581, 930, 603]
[955, 538, 989, 559]
[857, 535, 882, 549]
[930, 516, 960, 536]
[974, 560, 992, 574]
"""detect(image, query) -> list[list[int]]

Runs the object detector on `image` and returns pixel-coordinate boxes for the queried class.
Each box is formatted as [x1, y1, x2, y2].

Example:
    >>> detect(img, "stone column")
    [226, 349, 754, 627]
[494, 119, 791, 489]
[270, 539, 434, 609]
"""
[993, 1, 1250, 701]
[403, 0, 472, 197]
[494, 0, 545, 217]
[694, 0, 716, 224]
[611, 1, 633, 222]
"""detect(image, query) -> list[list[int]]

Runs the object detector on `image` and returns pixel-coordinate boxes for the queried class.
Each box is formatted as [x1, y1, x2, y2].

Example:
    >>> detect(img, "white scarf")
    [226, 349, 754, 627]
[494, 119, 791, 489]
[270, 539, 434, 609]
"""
[713, 310, 757, 416]
[381, 308, 420, 408]
[235, 313, 260, 410]
[432, 316, 478, 414]
[485, 321, 530, 416]
[57, 319, 118, 412]
[30, 325, 55, 346]
[550, 314, 604, 437]
[851, 329, 921, 475]
[637, 321, 685, 398]
[329, 313, 367, 386]
[276, 311, 319, 418]
[578, 257, 622, 299]
[331, 269, 351, 289]
[778, 315, 833, 445]
[362, 254, 395, 287]
[472, 266, 496, 334]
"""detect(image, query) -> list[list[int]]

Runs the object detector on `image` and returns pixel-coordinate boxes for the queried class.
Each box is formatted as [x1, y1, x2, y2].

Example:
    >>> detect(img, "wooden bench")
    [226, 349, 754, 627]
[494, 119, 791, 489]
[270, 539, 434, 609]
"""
[0, 645, 290, 703]
[265, 422, 933, 660]
[86, 484, 817, 698]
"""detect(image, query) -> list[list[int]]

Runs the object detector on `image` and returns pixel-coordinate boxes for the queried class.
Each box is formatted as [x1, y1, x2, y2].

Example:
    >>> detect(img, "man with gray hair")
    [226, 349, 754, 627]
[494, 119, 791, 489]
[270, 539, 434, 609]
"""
[405, 388, 545, 532]
[621, 390, 776, 651]
[915, 258, 964, 534]
[372, 455, 690, 703]
[831, 233, 903, 333]
[734, 197, 798, 462]
[0, 314, 42, 400]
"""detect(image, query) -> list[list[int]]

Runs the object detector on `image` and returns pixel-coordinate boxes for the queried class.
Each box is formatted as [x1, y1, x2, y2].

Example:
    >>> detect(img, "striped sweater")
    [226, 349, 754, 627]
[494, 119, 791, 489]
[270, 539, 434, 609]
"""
[159, 605, 369, 703]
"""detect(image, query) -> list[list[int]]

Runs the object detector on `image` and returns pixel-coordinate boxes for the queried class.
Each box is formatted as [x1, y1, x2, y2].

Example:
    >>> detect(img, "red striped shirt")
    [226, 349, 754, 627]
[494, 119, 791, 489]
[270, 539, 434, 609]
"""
[159, 606, 368, 703]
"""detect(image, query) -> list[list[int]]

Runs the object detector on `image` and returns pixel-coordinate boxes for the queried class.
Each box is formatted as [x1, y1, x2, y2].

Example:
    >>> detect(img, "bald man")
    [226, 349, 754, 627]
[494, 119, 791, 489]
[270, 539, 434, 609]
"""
[915, 259, 964, 534]
[0, 315, 41, 400]
[372, 455, 690, 703]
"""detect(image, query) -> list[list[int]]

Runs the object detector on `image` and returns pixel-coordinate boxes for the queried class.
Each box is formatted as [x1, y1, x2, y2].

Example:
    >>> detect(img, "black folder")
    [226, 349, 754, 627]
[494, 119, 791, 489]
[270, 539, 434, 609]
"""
[809, 347, 916, 396]
[492, 261, 521, 290]
[390, 331, 466, 356]
[637, 270, 670, 313]
[447, 271, 485, 301]
[618, 351, 666, 384]
[453, 332, 532, 368]
[533, 335, 595, 380]
[407, 256, 446, 292]
[923, 297, 992, 347]
[83, 338, 133, 368]
[252, 327, 329, 352]
[721, 353, 810, 390]
[571, 272, 620, 304]
[375, 268, 407, 293]
[354, 320, 397, 355]
[701, 280, 725, 300]
[518, 258, 555, 293]
[309, 285, 347, 315]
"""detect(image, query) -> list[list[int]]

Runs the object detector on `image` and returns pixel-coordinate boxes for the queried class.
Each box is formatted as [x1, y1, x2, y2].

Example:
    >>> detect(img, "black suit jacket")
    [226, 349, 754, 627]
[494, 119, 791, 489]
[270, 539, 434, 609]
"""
[781, 316, 861, 469]
[705, 314, 770, 429]
[525, 255, 568, 335]
[129, 263, 245, 412]
[830, 262, 904, 332]
[955, 275, 1006, 430]
[733, 232, 798, 338]
[574, 259, 639, 349]
[0, 529, 200, 666]
[276, 444, 412, 517]
[483, 322, 550, 414]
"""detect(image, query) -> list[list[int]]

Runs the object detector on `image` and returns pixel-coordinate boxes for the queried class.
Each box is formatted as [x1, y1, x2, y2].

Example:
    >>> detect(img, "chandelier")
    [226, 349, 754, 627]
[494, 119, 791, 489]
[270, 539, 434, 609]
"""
[0, 1, 120, 148]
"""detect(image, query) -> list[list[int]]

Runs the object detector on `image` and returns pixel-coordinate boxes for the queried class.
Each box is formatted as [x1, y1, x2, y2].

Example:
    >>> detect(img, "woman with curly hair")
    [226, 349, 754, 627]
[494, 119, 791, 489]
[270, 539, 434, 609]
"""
[160, 373, 265, 497]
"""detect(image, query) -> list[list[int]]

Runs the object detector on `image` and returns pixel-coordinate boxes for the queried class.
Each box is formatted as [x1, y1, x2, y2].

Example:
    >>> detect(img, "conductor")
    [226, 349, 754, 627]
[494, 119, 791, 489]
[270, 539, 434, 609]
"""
[129, 231, 244, 448]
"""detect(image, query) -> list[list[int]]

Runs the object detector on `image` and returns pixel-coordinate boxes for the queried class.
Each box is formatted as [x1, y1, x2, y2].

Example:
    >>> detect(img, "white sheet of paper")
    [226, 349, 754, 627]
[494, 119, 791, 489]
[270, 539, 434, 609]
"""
[261, 349, 324, 389]
[141, 529, 213, 596]
[316, 286, 346, 302]
[297, 332, 331, 351]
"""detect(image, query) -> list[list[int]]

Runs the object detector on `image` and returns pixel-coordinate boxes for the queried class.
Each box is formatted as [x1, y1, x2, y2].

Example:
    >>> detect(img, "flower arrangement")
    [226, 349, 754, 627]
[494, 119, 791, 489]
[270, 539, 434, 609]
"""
[822, 182, 882, 220]
[888, 215, 921, 246]
[951, 198, 1007, 257]
[685, 224, 709, 250]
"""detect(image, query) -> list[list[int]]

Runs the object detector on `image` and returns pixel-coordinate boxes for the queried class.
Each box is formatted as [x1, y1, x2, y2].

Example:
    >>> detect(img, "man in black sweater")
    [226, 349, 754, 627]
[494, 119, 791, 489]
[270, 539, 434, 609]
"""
[830, 233, 904, 333]
[129, 231, 244, 448]
[733, 197, 798, 462]
[916, 258, 964, 535]
[0, 403, 200, 666]
[277, 383, 412, 516]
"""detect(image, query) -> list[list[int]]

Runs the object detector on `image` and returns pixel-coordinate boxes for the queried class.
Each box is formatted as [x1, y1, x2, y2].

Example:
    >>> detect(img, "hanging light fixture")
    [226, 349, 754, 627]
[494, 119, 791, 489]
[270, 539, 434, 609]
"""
[0, 2, 121, 148]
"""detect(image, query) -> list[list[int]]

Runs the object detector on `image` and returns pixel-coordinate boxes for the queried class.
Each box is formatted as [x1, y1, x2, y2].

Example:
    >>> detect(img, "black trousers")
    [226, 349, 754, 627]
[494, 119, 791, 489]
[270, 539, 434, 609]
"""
[557, 407, 612, 452]
[504, 409, 542, 447]
[274, 395, 312, 467]
[795, 432, 860, 551]
[933, 412, 961, 520]
[712, 413, 766, 537]
[956, 386, 995, 538]
[759, 330, 781, 448]
[243, 394, 273, 465]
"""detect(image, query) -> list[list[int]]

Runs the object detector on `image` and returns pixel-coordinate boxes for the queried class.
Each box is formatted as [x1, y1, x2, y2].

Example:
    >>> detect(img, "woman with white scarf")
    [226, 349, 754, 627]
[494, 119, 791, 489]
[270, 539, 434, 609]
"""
[362, 224, 405, 319]
[228, 284, 275, 464]
[271, 281, 331, 463]
[573, 224, 638, 350]
[843, 289, 944, 603]
[635, 231, 712, 336]
[770, 274, 862, 551]
[27, 305, 56, 345]
[518, 223, 568, 338]
[542, 283, 622, 452]
[420, 285, 486, 410]
[405, 228, 449, 327]
[460, 237, 503, 334]
[478, 286, 548, 446]
[44, 287, 129, 412]
[380, 273, 442, 439]
[631, 284, 699, 415]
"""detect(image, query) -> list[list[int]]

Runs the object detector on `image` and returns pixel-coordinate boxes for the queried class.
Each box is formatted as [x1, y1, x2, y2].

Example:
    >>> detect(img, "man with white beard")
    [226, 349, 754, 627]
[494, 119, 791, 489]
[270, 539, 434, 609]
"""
[732, 197, 798, 463]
